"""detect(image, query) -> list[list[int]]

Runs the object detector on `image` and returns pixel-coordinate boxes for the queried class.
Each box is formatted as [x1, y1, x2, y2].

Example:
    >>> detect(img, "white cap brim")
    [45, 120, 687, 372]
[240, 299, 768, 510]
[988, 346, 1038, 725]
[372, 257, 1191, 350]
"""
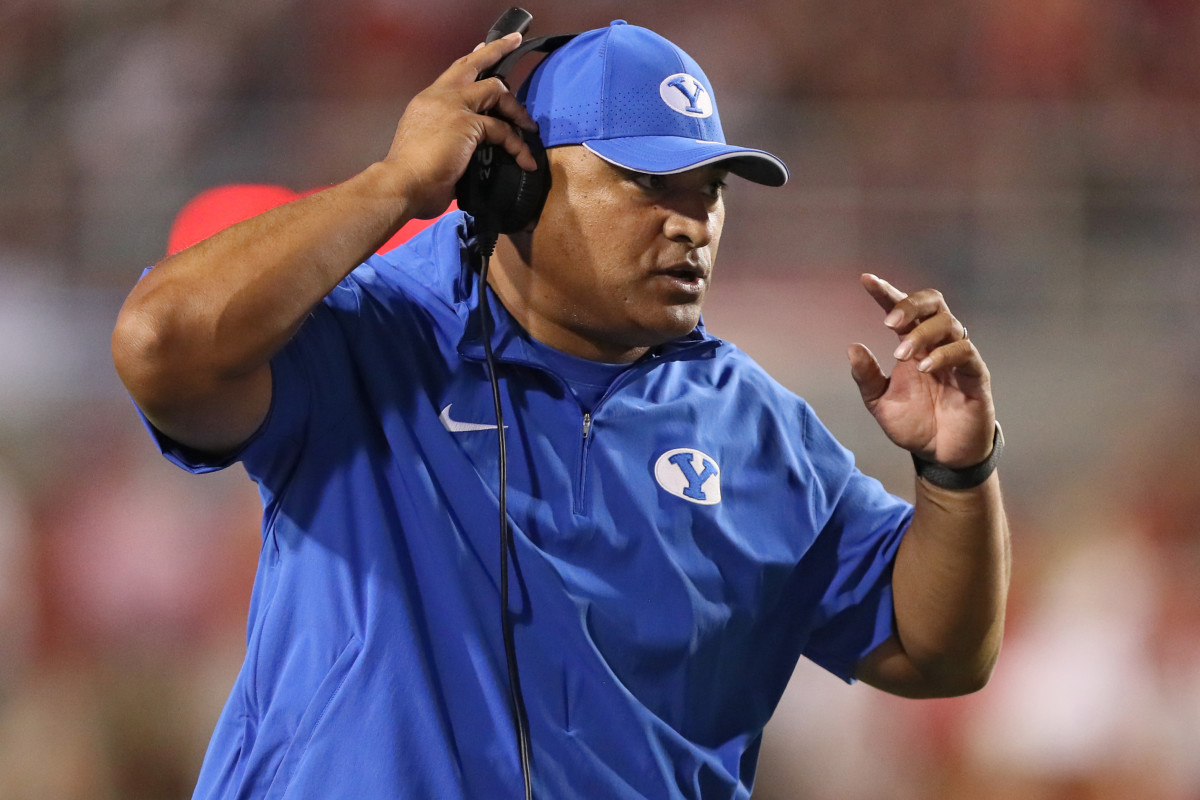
[584, 138, 789, 187]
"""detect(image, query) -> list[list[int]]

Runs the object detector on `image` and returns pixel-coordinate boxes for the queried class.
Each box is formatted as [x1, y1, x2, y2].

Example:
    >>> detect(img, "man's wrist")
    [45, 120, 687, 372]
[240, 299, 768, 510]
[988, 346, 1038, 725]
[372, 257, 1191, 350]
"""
[912, 422, 1004, 491]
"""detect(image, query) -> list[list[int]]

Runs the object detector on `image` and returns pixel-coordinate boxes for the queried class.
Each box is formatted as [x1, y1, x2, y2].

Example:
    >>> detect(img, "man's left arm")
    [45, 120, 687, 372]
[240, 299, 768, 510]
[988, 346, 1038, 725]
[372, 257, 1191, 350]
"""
[846, 273, 1011, 698]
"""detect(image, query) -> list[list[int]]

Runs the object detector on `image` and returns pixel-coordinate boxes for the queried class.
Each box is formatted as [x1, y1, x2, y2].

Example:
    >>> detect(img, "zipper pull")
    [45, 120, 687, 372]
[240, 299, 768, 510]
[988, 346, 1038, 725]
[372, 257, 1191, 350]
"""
[582, 412, 592, 439]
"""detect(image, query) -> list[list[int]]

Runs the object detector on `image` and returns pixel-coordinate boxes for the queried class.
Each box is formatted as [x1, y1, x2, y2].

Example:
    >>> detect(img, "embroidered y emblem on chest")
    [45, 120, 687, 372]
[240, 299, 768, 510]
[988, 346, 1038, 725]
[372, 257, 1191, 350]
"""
[654, 448, 721, 505]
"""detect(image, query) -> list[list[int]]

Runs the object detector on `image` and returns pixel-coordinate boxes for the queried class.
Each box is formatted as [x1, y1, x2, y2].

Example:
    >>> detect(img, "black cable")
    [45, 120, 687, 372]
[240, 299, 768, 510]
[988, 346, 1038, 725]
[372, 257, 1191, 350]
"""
[476, 231, 534, 800]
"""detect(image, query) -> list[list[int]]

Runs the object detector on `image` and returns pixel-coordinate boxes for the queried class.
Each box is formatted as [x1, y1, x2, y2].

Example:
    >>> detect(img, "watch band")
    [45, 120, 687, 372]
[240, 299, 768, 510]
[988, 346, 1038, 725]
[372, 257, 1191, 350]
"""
[912, 422, 1004, 490]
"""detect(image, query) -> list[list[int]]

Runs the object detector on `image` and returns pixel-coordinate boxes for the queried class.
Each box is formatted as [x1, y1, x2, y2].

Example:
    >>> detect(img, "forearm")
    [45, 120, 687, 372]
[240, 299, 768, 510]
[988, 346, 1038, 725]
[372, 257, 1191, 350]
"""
[886, 471, 1010, 696]
[117, 164, 409, 385]
[112, 163, 414, 443]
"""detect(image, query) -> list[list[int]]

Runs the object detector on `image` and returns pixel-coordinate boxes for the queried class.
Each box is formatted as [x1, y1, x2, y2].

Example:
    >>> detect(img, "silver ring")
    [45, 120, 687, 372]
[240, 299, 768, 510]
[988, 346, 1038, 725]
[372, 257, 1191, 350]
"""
[961, 326, 969, 341]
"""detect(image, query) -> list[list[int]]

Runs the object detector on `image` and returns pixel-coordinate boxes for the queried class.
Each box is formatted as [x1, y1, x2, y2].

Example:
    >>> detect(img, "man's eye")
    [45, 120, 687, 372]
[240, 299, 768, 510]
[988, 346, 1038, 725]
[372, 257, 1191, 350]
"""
[632, 173, 667, 192]
[706, 180, 727, 199]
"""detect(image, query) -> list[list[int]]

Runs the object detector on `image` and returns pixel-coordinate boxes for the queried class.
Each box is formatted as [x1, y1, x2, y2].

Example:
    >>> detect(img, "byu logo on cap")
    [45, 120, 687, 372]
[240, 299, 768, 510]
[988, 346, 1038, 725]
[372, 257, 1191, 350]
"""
[654, 448, 721, 505]
[659, 74, 713, 118]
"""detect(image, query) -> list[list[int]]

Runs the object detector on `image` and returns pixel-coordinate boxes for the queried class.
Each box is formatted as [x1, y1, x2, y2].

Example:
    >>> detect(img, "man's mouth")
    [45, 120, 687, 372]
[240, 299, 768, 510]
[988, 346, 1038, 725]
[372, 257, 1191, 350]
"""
[658, 263, 708, 283]
[651, 265, 708, 299]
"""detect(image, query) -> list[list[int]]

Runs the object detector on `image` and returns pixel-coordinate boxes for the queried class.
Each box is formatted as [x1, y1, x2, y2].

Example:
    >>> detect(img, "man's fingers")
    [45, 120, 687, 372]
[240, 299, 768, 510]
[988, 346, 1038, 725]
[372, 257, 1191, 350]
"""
[892, 312, 966, 362]
[444, 31, 523, 84]
[476, 115, 538, 171]
[460, 77, 536, 130]
[915, 339, 986, 376]
[440, 74, 538, 170]
[862, 273, 984, 376]
[861, 273, 907, 314]
[488, 87, 539, 133]
[863, 275, 962, 335]
[848, 343, 889, 406]
[883, 289, 951, 333]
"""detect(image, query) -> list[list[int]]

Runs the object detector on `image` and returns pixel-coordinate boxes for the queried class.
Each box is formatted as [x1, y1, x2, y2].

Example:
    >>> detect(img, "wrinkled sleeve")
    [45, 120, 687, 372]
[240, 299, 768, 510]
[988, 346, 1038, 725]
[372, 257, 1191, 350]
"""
[132, 278, 363, 497]
[794, 403, 914, 682]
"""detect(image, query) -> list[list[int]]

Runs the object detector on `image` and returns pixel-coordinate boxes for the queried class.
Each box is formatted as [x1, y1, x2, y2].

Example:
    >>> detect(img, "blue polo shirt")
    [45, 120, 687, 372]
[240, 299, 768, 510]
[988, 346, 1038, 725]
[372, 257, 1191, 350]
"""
[139, 212, 913, 799]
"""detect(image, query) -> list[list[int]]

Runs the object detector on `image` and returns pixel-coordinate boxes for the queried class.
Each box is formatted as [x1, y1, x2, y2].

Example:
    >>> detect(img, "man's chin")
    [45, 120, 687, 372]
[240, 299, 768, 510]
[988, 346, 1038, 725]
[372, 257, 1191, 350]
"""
[634, 309, 703, 347]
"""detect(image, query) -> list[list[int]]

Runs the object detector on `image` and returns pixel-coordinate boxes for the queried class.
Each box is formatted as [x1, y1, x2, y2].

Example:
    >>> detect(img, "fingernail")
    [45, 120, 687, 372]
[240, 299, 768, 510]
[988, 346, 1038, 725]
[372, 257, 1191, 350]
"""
[917, 357, 933, 372]
[885, 310, 904, 328]
[893, 341, 913, 360]
[473, 42, 485, 52]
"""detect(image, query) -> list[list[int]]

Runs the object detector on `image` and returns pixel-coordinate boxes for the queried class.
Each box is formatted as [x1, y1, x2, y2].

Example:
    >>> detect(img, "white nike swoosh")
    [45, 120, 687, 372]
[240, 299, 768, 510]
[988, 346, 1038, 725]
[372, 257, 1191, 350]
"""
[439, 404, 505, 433]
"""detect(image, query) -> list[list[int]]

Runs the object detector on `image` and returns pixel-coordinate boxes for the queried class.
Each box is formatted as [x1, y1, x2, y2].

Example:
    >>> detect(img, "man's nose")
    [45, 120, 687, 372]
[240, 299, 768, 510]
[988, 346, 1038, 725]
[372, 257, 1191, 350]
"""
[662, 197, 717, 248]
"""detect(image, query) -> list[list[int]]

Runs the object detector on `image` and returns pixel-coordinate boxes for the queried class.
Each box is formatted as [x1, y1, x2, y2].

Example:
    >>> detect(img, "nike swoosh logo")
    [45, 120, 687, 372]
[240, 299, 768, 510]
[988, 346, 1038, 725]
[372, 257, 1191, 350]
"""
[439, 404, 505, 433]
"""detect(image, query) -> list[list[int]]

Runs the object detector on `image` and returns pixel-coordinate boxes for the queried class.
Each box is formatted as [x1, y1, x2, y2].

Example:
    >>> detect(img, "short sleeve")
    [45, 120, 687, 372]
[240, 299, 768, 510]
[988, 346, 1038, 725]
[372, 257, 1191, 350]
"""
[132, 280, 363, 489]
[794, 404, 914, 682]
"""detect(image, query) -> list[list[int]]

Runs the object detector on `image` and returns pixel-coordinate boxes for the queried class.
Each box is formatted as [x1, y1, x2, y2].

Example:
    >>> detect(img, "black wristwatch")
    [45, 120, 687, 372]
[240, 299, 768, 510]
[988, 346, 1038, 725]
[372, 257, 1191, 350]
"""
[912, 422, 1004, 490]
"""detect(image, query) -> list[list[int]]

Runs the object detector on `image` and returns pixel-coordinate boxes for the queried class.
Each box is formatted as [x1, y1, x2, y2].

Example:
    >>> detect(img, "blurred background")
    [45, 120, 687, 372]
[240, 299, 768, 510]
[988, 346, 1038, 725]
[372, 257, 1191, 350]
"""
[2, 0, 1200, 797]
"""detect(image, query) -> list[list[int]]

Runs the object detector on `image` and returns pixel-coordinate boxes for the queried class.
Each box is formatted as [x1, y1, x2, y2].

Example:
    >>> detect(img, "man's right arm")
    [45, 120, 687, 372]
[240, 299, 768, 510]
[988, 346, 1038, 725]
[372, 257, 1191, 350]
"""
[111, 33, 539, 456]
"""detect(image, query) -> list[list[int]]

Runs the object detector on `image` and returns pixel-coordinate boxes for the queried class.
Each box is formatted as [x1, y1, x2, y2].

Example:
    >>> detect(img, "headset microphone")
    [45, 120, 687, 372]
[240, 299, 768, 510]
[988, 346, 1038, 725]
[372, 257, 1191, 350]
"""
[485, 7, 532, 42]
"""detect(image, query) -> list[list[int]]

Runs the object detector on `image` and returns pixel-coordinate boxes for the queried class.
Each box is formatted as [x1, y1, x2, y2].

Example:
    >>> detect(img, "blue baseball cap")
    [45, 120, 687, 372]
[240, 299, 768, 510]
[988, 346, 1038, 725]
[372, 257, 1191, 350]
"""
[517, 20, 789, 187]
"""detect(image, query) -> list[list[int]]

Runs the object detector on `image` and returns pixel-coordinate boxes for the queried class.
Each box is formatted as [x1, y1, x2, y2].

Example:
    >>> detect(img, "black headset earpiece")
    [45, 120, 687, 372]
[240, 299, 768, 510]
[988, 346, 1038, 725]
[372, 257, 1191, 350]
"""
[454, 12, 576, 240]
[455, 126, 550, 237]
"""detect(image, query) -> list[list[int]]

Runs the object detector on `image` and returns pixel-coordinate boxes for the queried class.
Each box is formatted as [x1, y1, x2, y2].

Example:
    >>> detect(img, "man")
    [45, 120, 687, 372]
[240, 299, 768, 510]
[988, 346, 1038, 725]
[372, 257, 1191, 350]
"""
[112, 20, 1008, 800]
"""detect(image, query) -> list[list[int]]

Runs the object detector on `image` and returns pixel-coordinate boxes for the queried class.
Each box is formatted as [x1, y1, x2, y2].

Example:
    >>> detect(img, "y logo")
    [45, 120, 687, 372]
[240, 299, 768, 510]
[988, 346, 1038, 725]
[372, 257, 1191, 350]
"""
[658, 74, 713, 118]
[654, 448, 721, 505]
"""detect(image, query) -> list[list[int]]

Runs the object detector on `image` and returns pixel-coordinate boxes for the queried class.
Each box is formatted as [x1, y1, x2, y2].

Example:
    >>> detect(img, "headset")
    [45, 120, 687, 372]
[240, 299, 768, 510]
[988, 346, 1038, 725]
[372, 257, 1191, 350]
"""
[455, 8, 576, 252]
[452, 9, 576, 800]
